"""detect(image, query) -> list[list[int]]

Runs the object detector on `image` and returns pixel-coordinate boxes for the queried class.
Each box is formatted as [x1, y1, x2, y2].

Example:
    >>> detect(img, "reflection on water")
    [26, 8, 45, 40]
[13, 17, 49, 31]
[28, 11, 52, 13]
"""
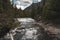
[0, 18, 40, 40]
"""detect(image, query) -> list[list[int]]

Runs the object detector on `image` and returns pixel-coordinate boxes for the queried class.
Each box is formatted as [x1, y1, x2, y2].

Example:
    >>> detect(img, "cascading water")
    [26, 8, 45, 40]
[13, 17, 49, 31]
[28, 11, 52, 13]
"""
[14, 18, 40, 40]
[1, 18, 41, 40]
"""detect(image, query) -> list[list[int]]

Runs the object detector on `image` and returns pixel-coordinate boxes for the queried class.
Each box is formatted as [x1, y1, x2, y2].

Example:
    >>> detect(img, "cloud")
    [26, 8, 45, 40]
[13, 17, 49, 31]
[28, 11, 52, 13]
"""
[32, 0, 41, 3]
[10, 0, 41, 10]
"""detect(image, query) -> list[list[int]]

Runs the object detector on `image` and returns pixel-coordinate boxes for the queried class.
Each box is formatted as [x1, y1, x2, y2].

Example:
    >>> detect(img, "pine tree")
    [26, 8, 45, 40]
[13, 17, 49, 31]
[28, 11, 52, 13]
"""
[0, 18, 20, 38]
[42, 0, 60, 23]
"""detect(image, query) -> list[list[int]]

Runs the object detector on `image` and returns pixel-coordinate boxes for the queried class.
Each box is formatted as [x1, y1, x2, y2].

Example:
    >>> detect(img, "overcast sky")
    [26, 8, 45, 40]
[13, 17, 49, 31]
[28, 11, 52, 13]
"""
[10, 0, 41, 10]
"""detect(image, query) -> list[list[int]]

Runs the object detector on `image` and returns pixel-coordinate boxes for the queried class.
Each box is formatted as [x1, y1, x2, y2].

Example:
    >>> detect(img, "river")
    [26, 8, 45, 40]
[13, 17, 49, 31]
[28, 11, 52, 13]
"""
[0, 18, 43, 40]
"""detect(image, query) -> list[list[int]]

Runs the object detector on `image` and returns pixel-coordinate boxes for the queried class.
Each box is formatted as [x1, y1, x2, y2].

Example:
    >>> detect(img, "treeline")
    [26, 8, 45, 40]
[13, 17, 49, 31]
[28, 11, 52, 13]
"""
[0, 0, 34, 18]
[0, 0, 42, 18]
[1, 0, 60, 21]
[41, 0, 60, 24]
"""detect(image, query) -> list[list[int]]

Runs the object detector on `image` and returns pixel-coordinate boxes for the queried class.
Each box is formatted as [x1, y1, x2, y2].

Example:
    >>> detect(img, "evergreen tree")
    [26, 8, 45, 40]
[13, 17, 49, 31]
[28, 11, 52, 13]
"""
[0, 18, 20, 38]
[42, 0, 60, 23]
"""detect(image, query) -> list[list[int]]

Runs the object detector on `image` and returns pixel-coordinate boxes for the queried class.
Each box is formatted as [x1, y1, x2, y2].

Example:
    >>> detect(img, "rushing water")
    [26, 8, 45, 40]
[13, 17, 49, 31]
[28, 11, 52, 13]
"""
[0, 18, 41, 40]
[0, 18, 59, 40]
